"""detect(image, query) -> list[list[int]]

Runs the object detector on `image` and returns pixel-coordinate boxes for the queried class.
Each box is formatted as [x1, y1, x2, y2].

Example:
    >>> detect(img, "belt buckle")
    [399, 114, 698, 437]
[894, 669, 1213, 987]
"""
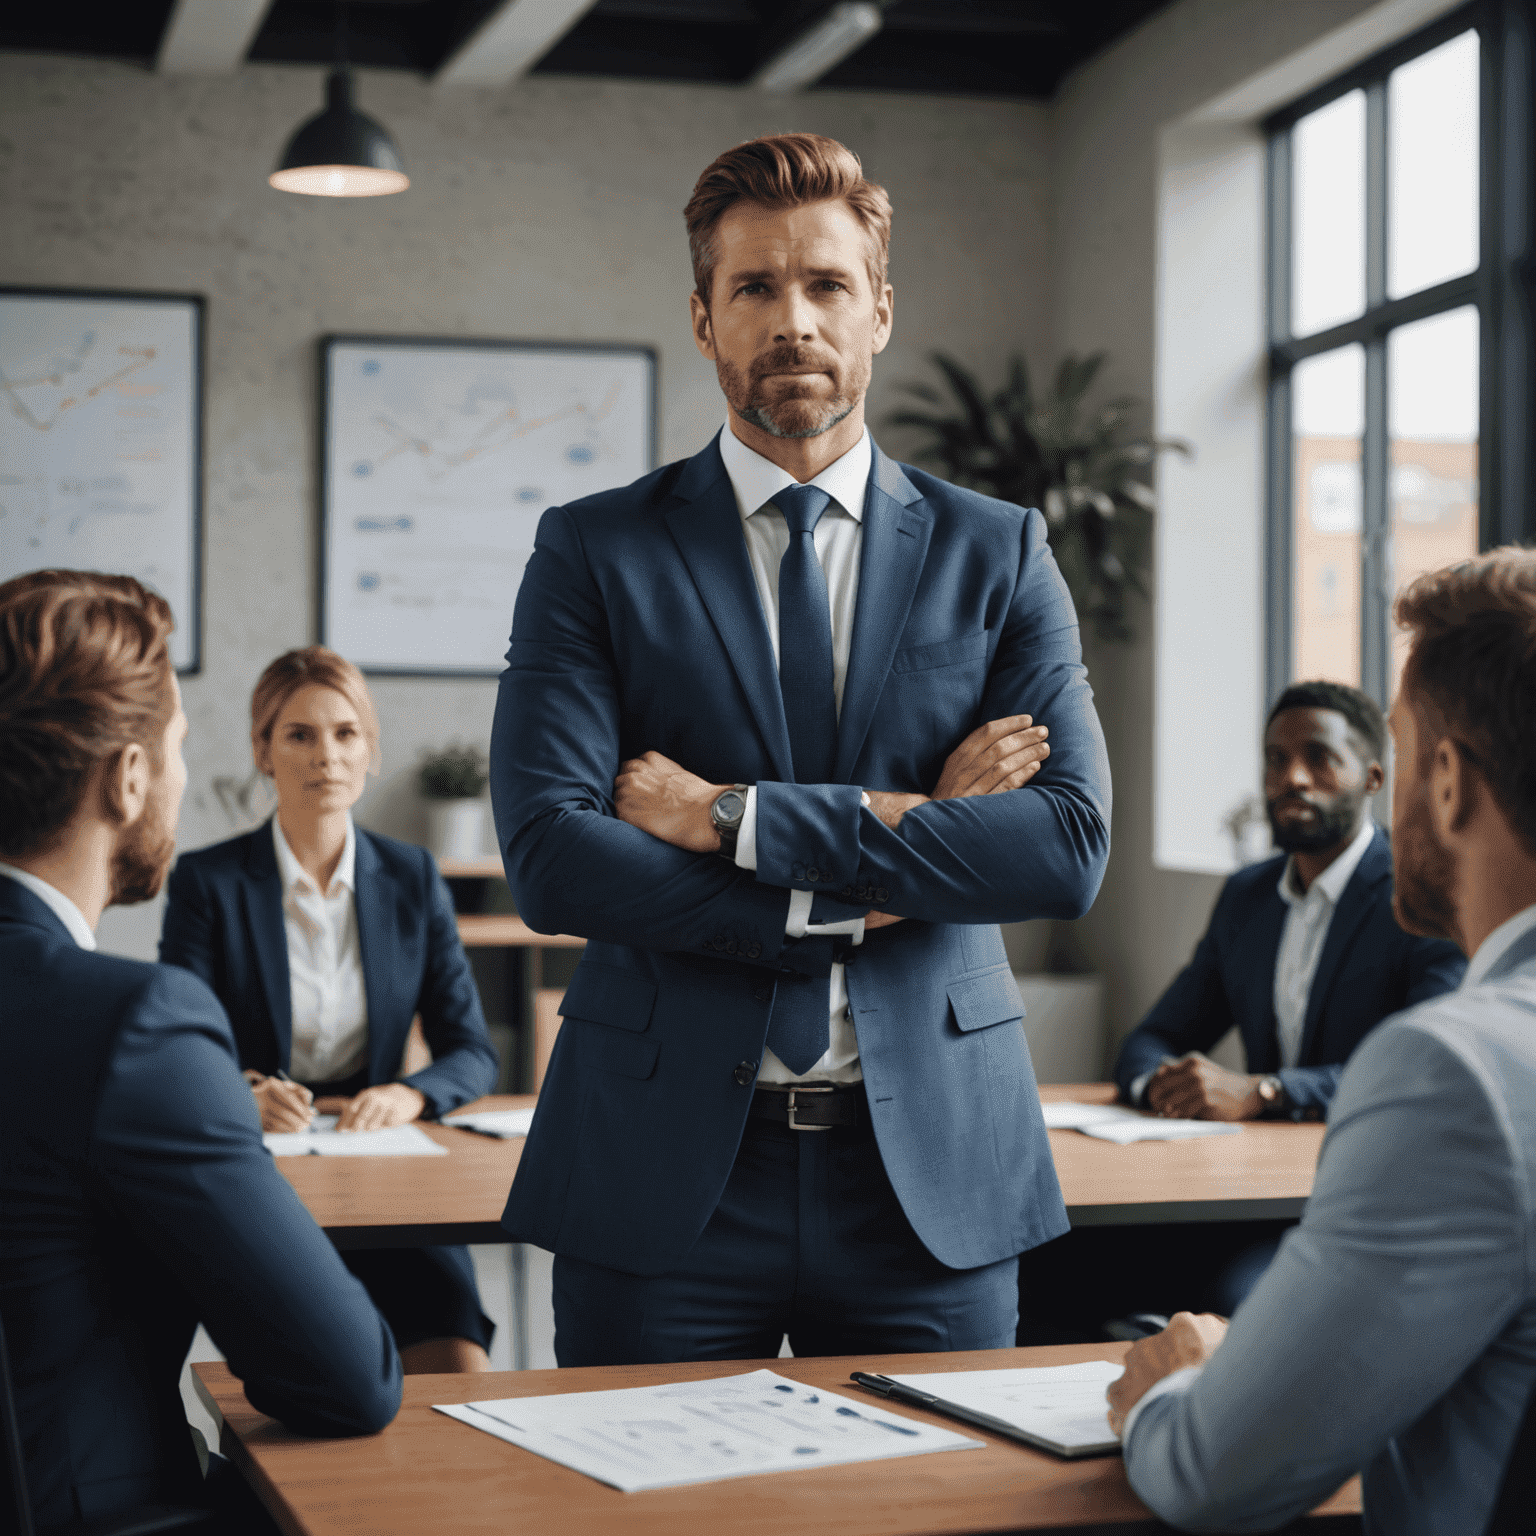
[785, 1084, 834, 1132]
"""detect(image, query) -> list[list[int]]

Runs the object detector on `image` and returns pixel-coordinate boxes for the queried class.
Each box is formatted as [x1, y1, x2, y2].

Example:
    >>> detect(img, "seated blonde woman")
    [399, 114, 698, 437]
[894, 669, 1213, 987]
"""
[160, 646, 500, 1372]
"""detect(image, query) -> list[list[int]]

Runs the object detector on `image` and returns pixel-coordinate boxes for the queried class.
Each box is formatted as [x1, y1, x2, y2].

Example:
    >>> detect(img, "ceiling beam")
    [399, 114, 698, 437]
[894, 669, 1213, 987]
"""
[752, 2, 884, 92]
[436, 0, 598, 88]
[156, 0, 272, 74]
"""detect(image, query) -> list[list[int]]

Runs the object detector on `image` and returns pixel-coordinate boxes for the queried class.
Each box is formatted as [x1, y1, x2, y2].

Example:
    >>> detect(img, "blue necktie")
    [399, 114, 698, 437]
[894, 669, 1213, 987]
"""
[766, 483, 838, 1074]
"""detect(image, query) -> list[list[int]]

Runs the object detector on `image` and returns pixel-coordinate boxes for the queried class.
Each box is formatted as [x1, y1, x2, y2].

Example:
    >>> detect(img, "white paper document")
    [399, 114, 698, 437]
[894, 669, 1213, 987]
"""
[441, 1106, 535, 1139]
[887, 1361, 1124, 1457]
[1041, 1101, 1240, 1143]
[262, 1122, 448, 1157]
[435, 1368, 984, 1492]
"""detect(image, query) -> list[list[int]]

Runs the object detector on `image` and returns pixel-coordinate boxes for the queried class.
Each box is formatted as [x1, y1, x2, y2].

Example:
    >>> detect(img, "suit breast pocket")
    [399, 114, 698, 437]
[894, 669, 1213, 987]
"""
[560, 963, 660, 1080]
[891, 630, 990, 674]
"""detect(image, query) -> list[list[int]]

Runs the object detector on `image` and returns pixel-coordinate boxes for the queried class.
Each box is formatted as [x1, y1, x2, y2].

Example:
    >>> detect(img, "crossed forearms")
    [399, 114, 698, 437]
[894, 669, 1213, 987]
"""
[611, 712, 1051, 921]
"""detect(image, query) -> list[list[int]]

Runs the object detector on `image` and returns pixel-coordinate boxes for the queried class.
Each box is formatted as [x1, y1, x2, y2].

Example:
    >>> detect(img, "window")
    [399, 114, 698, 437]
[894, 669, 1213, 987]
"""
[1266, 12, 1486, 709]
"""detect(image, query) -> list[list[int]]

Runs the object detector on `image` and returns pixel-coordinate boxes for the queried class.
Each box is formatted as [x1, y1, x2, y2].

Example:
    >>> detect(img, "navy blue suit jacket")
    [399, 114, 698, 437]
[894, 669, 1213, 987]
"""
[0, 877, 401, 1530]
[1113, 828, 1466, 1113]
[492, 434, 1112, 1275]
[159, 822, 498, 1115]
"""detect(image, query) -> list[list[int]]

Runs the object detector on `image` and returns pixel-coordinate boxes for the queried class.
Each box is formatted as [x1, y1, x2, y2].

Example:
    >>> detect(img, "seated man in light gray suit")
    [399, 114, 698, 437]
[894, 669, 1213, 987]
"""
[1107, 546, 1536, 1534]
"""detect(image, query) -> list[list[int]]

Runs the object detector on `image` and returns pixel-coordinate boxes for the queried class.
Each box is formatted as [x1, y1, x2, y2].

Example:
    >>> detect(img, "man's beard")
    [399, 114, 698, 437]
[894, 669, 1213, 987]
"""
[109, 794, 176, 907]
[716, 344, 866, 440]
[1392, 778, 1460, 942]
[1266, 790, 1362, 854]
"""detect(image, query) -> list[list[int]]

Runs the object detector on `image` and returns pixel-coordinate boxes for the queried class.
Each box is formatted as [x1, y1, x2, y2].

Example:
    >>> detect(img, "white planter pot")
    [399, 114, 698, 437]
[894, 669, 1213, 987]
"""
[426, 798, 487, 862]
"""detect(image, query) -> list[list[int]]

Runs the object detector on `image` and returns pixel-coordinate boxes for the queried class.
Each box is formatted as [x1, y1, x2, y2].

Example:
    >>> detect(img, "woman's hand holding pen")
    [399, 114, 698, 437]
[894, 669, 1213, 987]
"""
[243, 1069, 315, 1133]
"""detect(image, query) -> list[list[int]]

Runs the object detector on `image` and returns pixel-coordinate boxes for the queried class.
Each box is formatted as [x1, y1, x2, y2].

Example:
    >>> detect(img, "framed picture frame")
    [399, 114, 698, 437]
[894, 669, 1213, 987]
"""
[319, 333, 658, 677]
[0, 286, 205, 673]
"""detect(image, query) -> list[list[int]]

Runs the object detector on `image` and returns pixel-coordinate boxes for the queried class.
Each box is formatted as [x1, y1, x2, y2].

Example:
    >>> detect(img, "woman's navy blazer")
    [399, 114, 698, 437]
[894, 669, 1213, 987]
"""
[159, 820, 498, 1116]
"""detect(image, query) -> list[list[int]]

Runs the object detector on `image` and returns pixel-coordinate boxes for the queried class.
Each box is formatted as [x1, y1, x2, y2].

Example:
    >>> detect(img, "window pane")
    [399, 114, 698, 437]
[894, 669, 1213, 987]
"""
[1388, 306, 1479, 697]
[1389, 30, 1479, 299]
[1293, 91, 1366, 336]
[1293, 345, 1365, 686]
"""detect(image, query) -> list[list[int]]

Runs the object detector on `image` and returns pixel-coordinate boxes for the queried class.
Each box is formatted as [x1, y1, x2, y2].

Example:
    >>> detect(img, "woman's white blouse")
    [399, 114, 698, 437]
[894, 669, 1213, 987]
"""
[271, 816, 369, 1085]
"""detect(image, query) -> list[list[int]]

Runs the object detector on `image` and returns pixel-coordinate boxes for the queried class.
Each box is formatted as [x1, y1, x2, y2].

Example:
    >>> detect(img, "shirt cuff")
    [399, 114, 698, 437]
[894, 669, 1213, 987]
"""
[1129, 1071, 1153, 1106]
[785, 888, 814, 939]
[735, 786, 758, 872]
[1119, 1364, 1203, 1449]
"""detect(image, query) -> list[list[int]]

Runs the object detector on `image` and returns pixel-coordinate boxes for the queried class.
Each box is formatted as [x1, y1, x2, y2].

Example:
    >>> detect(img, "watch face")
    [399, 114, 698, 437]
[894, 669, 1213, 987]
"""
[714, 791, 746, 825]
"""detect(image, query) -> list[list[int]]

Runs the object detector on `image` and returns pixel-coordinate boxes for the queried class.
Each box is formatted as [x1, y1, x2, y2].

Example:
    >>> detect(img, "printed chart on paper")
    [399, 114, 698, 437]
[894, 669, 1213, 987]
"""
[323, 339, 653, 673]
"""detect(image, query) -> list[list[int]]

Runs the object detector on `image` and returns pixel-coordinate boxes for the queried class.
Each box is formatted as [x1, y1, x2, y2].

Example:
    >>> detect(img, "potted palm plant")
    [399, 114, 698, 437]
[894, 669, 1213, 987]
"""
[888, 352, 1188, 641]
[419, 744, 490, 862]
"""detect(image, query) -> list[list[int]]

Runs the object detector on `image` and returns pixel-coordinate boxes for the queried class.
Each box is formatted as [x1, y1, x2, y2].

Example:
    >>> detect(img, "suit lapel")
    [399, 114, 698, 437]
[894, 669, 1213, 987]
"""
[351, 829, 392, 1089]
[835, 446, 933, 782]
[664, 436, 795, 782]
[1247, 886, 1290, 1074]
[1297, 829, 1392, 1064]
[242, 823, 293, 1069]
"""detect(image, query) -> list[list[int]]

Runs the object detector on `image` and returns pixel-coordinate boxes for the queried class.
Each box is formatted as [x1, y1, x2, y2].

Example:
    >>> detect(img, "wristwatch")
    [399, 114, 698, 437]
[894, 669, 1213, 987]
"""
[709, 784, 750, 860]
[1256, 1074, 1289, 1116]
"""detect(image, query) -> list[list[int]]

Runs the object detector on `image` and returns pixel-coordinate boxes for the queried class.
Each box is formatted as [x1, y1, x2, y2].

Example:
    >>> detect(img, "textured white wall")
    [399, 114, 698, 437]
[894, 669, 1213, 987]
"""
[0, 56, 1050, 959]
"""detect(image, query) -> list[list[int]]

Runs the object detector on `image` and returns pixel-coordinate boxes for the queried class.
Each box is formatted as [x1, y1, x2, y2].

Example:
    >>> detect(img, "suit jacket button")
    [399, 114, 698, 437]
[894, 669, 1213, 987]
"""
[807, 866, 820, 882]
[726, 940, 738, 955]
[734, 1061, 758, 1087]
[748, 944, 763, 960]
[754, 984, 772, 1001]
[792, 862, 806, 880]
[875, 887, 890, 903]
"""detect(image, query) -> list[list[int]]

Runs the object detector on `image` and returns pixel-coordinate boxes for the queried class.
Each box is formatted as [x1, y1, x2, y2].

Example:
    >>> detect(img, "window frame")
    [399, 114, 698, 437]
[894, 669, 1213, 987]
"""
[1264, 1, 1497, 709]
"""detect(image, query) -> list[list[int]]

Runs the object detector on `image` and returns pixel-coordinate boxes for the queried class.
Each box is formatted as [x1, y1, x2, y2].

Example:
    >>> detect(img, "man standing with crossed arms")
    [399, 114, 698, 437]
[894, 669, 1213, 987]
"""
[492, 133, 1111, 1364]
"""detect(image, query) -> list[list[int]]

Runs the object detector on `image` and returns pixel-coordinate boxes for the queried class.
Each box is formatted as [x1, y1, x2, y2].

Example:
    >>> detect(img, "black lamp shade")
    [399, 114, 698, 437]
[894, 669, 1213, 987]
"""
[270, 70, 409, 197]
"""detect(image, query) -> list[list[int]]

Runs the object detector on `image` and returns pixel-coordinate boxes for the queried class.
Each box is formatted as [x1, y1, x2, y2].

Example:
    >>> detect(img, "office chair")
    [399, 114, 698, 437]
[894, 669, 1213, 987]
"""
[0, 1314, 212, 1536]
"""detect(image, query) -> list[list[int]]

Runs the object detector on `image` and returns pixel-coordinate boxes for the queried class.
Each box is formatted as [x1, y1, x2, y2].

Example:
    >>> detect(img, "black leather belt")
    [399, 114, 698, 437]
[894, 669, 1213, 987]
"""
[749, 1082, 863, 1132]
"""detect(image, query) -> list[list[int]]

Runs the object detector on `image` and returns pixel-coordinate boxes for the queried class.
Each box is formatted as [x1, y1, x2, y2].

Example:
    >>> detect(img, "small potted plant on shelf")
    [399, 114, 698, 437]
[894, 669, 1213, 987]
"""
[419, 744, 490, 863]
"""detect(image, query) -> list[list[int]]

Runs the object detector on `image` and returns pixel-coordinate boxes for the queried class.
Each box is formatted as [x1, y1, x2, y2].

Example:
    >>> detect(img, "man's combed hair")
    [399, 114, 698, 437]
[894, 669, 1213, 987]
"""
[1396, 547, 1536, 858]
[683, 133, 892, 305]
[1268, 680, 1388, 764]
[0, 570, 176, 860]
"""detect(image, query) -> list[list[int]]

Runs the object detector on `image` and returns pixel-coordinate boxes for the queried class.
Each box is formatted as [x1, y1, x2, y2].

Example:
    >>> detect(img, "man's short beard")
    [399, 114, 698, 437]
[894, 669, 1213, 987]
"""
[1393, 779, 1460, 943]
[1266, 791, 1362, 854]
[716, 345, 866, 441]
[109, 794, 176, 907]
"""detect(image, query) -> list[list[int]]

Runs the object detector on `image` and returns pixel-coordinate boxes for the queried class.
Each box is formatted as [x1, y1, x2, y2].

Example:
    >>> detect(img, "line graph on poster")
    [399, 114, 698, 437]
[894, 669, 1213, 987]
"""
[322, 335, 655, 675]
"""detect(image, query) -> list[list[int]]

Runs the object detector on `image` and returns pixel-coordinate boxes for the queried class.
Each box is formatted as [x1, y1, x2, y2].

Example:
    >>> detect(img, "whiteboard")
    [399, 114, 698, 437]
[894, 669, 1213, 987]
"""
[321, 335, 656, 675]
[0, 289, 203, 671]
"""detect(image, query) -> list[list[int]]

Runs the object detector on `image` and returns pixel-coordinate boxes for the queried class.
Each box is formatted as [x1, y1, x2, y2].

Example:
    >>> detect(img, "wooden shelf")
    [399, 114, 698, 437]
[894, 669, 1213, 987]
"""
[436, 855, 507, 879]
[456, 913, 585, 949]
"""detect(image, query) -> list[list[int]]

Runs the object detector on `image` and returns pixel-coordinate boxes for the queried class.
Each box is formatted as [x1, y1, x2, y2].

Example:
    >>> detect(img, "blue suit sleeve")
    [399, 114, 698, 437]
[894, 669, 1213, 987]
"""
[1122, 1019, 1528, 1531]
[401, 854, 501, 1116]
[88, 966, 402, 1437]
[157, 856, 216, 987]
[490, 505, 827, 977]
[752, 509, 1111, 924]
[1113, 885, 1236, 1098]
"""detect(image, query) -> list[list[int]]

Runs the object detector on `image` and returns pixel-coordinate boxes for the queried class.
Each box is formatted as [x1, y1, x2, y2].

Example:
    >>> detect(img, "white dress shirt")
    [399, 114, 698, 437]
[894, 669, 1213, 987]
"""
[0, 862, 96, 949]
[1461, 899, 1536, 989]
[717, 423, 873, 1086]
[271, 816, 370, 1085]
[1271, 817, 1377, 1067]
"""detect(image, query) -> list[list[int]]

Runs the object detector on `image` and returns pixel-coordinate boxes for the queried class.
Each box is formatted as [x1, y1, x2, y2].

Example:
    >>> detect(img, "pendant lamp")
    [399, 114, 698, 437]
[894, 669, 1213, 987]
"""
[269, 8, 408, 198]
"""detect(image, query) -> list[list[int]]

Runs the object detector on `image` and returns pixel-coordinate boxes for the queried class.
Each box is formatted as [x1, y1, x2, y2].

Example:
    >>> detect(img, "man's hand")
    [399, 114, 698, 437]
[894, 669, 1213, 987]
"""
[335, 1083, 427, 1132]
[932, 714, 1049, 800]
[1106, 1312, 1228, 1437]
[864, 716, 1051, 834]
[614, 752, 727, 853]
[249, 1074, 315, 1133]
[1147, 1054, 1264, 1121]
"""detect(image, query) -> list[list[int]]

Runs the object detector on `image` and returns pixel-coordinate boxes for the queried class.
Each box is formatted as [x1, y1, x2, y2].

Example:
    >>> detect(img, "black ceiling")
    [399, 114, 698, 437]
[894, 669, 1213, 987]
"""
[0, 0, 1173, 99]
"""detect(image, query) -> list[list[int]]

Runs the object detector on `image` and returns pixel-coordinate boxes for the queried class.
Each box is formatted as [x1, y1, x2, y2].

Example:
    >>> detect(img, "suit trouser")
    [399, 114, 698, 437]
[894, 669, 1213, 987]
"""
[552, 1091, 1020, 1367]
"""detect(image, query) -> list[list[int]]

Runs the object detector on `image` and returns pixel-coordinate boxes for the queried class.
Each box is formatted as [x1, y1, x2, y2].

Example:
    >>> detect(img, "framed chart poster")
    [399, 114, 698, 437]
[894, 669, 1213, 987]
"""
[0, 287, 204, 672]
[320, 334, 657, 675]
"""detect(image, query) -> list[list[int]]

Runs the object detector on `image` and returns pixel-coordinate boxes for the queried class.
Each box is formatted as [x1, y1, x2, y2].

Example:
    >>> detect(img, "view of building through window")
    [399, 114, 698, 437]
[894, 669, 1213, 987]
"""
[1279, 26, 1480, 704]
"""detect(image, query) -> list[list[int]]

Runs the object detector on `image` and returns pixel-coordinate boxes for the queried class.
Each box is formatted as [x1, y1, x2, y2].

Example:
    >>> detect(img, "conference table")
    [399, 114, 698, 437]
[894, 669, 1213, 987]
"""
[194, 1345, 1361, 1536]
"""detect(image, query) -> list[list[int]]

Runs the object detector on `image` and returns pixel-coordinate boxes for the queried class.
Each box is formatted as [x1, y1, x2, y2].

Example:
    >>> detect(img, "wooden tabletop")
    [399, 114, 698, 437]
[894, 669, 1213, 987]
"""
[279, 1088, 1325, 1247]
[276, 1095, 532, 1248]
[194, 1346, 1360, 1536]
[1038, 1085, 1326, 1225]
[455, 913, 586, 949]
